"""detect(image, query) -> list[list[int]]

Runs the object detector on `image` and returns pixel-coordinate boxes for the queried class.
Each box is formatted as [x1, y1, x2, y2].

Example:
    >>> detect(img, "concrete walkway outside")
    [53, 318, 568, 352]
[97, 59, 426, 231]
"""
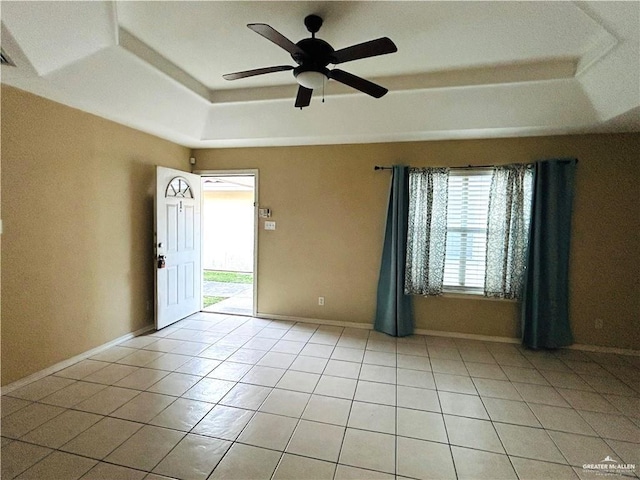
[203, 280, 253, 316]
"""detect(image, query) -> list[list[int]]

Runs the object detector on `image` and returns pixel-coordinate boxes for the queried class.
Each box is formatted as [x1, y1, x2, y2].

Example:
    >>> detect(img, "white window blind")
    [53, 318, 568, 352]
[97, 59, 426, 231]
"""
[443, 170, 492, 292]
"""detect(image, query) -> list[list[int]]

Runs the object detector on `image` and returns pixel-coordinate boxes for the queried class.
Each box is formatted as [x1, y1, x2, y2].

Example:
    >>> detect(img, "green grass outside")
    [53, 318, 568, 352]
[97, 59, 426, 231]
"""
[203, 270, 253, 284]
[203, 296, 226, 308]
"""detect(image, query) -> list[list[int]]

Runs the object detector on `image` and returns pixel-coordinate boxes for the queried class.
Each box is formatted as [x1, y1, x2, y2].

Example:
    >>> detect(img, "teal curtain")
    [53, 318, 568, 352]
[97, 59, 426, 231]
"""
[522, 159, 577, 349]
[375, 165, 414, 337]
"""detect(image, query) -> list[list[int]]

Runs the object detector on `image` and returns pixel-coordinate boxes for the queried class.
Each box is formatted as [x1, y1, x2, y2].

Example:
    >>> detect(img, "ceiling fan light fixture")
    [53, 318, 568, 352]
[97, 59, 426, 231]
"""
[295, 70, 326, 90]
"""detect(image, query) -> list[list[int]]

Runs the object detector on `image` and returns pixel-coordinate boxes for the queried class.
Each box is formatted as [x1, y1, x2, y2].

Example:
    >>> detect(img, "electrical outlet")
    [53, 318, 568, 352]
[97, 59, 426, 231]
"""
[318, 296, 325, 306]
[595, 318, 603, 329]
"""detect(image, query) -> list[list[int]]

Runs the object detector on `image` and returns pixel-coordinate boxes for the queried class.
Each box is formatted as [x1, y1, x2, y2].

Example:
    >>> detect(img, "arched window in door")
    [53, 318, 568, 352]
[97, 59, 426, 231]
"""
[165, 177, 193, 198]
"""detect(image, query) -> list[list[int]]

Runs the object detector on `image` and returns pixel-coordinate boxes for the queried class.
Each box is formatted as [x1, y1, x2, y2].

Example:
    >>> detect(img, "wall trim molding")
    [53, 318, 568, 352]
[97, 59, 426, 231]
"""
[257, 313, 372, 330]
[1, 324, 155, 395]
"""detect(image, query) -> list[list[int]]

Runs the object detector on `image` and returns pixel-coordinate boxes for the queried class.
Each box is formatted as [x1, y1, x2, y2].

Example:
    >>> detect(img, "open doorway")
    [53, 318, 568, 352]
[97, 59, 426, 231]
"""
[201, 174, 256, 316]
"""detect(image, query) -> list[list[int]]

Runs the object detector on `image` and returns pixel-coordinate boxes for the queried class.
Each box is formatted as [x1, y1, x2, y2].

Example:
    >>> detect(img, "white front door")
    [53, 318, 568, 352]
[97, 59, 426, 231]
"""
[155, 166, 201, 329]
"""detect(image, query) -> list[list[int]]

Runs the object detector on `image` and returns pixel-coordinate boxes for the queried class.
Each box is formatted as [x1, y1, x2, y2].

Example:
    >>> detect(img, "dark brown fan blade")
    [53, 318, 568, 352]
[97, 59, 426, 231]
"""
[295, 85, 313, 108]
[328, 69, 388, 98]
[331, 37, 397, 64]
[248, 23, 306, 58]
[223, 65, 294, 80]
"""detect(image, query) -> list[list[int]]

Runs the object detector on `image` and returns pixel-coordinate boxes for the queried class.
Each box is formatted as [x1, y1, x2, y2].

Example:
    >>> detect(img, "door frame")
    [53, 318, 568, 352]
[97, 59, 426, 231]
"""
[195, 169, 259, 317]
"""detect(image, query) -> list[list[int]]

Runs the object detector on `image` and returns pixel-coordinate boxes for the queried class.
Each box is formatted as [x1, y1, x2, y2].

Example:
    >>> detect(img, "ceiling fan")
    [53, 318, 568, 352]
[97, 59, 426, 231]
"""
[223, 14, 398, 109]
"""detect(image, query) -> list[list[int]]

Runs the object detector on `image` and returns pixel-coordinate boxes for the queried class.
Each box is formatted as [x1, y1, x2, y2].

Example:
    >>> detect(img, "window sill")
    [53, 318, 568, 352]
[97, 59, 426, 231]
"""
[441, 291, 518, 303]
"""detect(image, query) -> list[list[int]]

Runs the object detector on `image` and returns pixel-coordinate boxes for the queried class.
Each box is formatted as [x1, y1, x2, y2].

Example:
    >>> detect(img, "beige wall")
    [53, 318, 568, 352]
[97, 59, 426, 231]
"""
[1, 86, 190, 385]
[194, 133, 640, 350]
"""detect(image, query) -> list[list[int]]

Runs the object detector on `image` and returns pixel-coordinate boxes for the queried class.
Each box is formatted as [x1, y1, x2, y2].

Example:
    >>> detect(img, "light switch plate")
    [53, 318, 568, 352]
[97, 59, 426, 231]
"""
[265, 221, 276, 230]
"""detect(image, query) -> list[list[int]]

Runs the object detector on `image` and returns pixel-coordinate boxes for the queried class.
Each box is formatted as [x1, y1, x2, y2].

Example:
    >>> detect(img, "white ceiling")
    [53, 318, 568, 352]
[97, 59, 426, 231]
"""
[1, 1, 639, 148]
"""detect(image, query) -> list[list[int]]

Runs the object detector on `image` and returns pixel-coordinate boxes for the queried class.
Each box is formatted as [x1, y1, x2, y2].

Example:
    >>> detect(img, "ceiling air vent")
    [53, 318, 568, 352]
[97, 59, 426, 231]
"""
[1, 49, 16, 67]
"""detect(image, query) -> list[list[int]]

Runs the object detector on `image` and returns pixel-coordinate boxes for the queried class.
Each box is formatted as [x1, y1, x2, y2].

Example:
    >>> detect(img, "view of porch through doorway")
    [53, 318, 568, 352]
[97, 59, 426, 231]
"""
[201, 174, 255, 316]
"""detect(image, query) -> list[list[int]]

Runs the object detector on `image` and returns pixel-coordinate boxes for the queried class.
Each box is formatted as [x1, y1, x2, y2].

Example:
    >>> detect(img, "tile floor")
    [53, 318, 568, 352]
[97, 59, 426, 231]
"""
[2, 312, 639, 480]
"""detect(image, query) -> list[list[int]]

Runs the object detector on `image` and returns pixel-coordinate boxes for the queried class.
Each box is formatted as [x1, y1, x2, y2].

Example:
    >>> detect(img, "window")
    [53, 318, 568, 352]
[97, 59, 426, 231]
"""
[443, 170, 492, 293]
[405, 164, 534, 298]
[166, 177, 193, 198]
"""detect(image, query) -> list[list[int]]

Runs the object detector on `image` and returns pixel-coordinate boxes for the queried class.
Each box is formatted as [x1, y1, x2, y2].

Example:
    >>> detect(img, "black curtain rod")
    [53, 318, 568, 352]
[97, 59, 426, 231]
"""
[374, 160, 578, 171]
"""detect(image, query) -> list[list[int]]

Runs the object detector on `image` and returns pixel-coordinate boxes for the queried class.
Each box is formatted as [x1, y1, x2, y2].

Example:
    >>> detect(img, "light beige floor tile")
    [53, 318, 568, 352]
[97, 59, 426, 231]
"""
[358, 364, 396, 384]
[348, 401, 395, 434]
[198, 345, 239, 361]
[40, 381, 106, 408]
[8, 376, 75, 401]
[286, 419, 345, 462]
[149, 398, 214, 431]
[257, 352, 297, 369]
[225, 348, 266, 364]
[21, 410, 102, 448]
[275, 370, 320, 393]
[323, 360, 361, 379]
[363, 350, 396, 367]
[510, 457, 579, 480]
[494, 423, 566, 463]
[0, 440, 52, 480]
[430, 358, 468, 376]
[397, 369, 435, 389]
[366, 339, 396, 354]
[272, 453, 336, 480]
[147, 372, 201, 396]
[105, 425, 184, 471]
[80, 462, 147, 480]
[237, 411, 297, 450]
[354, 380, 395, 405]
[397, 343, 428, 357]
[192, 404, 254, 440]
[315, 376, 357, 400]
[206, 361, 252, 381]
[82, 364, 139, 385]
[118, 335, 159, 349]
[556, 388, 619, 413]
[542, 371, 595, 391]
[243, 337, 278, 351]
[605, 438, 640, 467]
[73, 386, 139, 415]
[241, 365, 286, 387]
[397, 385, 440, 412]
[564, 361, 609, 377]
[483, 397, 541, 427]
[182, 378, 235, 402]
[208, 443, 280, 480]
[336, 337, 367, 350]
[548, 430, 614, 467]
[271, 340, 306, 355]
[452, 446, 517, 480]
[605, 394, 640, 418]
[61, 417, 142, 459]
[55, 360, 108, 380]
[397, 437, 456, 479]
[428, 346, 462, 361]
[111, 391, 175, 423]
[219, 383, 271, 410]
[289, 355, 328, 374]
[115, 368, 169, 390]
[501, 366, 549, 386]
[116, 349, 165, 367]
[90, 346, 137, 362]
[15, 451, 96, 480]
[578, 410, 640, 442]
[513, 382, 570, 407]
[2, 403, 66, 439]
[493, 353, 533, 368]
[528, 404, 597, 436]
[438, 391, 489, 420]
[444, 415, 504, 453]
[465, 362, 508, 380]
[530, 357, 573, 372]
[473, 378, 522, 400]
[397, 408, 447, 442]
[334, 465, 394, 480]
[582, 374, 636, 396]
[331, 347, 365, 363]
[259, 389, 310, 418]
[339, 428, 395, 474]
[144, 338, 187, 353]
[1, 397, 32, 418]
[435, 373, 477, 394]
[396, 354, 431, 371]
[300, 343, 334, 358]
[174, 357, 220, 376]
[460, 350, 497, 365]
[301, 394, 352, 426]
[152, 434, 230, 480]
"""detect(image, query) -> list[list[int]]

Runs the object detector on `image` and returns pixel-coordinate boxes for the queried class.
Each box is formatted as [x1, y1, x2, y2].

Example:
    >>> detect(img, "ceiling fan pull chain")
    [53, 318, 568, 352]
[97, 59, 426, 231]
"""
[322, 76, 325, 103]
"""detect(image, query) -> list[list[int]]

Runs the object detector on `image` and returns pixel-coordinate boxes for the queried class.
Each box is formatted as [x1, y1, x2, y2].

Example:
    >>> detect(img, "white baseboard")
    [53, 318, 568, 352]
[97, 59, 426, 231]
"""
[256, 312, 372, 330]
[413, 328, 520, 344]
[1, 324, 155, 395]
[569, 343, 640, 357]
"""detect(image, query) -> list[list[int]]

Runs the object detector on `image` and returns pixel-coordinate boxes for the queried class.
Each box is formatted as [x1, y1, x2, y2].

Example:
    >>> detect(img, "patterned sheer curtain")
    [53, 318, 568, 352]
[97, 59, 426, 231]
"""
[484, 164, 534, 299]
[405, 167, 450, 295]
